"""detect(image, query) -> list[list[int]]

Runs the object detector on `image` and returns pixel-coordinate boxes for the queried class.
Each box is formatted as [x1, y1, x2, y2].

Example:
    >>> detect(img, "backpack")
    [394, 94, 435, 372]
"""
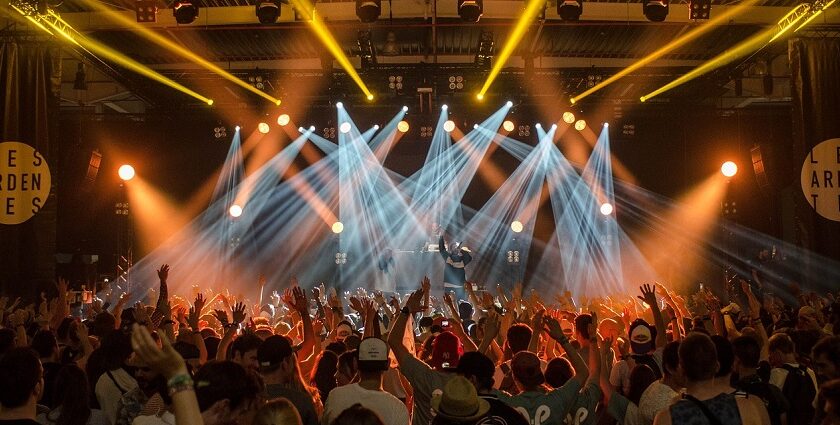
[631, 354, 663, 380]
[736, 375, 788, 425]
[780, 364, 816, 424]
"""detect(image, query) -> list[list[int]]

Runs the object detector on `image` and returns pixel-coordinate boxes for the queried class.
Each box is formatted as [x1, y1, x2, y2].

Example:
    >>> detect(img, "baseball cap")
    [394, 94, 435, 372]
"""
[511, 351, 545, 388]
[629, 319, 656, 355]
[257, 335, 293, 370]
[358, 337, 390, 371]
[429, 331, 463, 370]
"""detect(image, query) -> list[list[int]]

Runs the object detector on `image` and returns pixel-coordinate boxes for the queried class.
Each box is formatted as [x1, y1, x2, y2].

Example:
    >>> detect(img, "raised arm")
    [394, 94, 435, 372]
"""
[215, 302, 246, 361]
[544, 316, 589, 385]
[387, 289, 424, 364]
[639, 284, 667, 349]
[187, 294, 208, 365]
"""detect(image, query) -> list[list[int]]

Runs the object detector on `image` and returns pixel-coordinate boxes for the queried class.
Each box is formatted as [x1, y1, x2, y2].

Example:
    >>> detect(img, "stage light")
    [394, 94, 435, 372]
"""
[535, 123, 542, 129]
[229, 204, 243, 218]
[340, 122, 351, 133]
[444, 120, 456, 132]
[476, 93, 484, 101]
[442, 104, 449, 110]
[235, 125, 241, 131]
[373, 124, 380, 130]
[367, 94, 374, 101]
[331, 221, 344, 234]
[135, 0, 157, 22]
[721, 161, 738, 177]
[356, 0, 381, 22]
[689, 0, 711, 20]
[474, 124, 479, 129]
[402, 106, 409, 112]
[600, 203, 614, 216]
[309, 125, 316, 131]
[503, 120, 515, 132]
[258, 122, 270, 134]
[118, 165, 135, 181]
[298, 127, 304, 132]
[458, 0, 483, 22]
[398, 120, 410, 133]
[643, 0, 669, 22]
[506, 100, 513, 107]
[563, 112, 576, 124]
[256, 0, 281, 24]
[551, 123, 557, 129]
[336, 101, 344, 109]
[173, 0, 198, 24]
[277, 114, 290, 126]
[511, 220, 524, 233]
[603, 122, 609, 127]
[574, 120, 587, 131]
[518, 125, 531, 137]
[558, 0, 583, 21]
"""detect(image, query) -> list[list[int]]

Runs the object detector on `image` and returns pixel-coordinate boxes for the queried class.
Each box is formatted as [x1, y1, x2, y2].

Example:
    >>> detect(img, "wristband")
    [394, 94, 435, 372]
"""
[556, 334, 570, 345]
[167, 374, 194, 396]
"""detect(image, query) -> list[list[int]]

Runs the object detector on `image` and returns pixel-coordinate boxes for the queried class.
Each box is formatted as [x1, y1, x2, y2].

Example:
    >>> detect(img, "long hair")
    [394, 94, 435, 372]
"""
[310, 351, 338, 402]
[53, 365, 92, 425]
[627, 364, 658, 405]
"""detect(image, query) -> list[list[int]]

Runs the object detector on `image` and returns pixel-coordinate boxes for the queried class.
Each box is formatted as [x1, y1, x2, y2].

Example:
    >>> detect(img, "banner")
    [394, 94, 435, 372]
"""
[790, 37, 840, 263]
[0, 142, 51, 225]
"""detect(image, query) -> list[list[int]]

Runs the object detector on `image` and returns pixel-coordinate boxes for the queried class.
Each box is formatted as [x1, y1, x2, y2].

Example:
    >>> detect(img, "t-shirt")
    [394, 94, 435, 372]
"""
[399, 354, 452, 425]
[494, 379, 582, 425]
[768, 363, 819, 405]
[95, 368, 139, 425]
[606, 393, 644, 425]
[265, 384, 319, 425]
[132, 412, 175, 425]
[609, 348, 663, 396]
[638, 381, 678, 424]
[321, 383, 410, 425]
[493, 359, 548, 391]
[565, 382, 602, 425]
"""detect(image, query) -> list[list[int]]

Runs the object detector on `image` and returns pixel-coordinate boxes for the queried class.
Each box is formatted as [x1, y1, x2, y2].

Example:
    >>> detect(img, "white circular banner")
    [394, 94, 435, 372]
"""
[801, 138, 840, 222]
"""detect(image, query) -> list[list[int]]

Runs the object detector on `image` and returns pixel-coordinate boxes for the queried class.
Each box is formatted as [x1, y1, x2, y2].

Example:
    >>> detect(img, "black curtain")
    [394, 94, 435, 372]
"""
[789, 38, 840, 270]
[0, 41, 61, 298]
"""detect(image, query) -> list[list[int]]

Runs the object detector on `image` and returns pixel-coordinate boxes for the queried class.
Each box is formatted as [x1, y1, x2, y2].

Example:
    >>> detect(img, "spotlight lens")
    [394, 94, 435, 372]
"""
[229, 204, 243, 218]
[551, 123, 557, 129]
[574, 120, 587, 131]
[207, 99, 214, 106]
[235, 125, 241, 131]
[339, 122, 352, 134]
[277, 114, 290, 126]
[474, 124, 479, 129]
[442, 104, 448, 110]
[443, 120, 455, 132]
[366, 94, 374, 101]
[476, 93, 484, 100]
[563, 112, 576, 124]
[331, 221, 344, 234]
[603, 122, 609, 127]
[309, 125, 316, 131]
[569, 97, 576, 105]
[402, 106, 409, 112]
[397, 120, 410, 133]
[600, 203, 614, 216]
[721, 161, 738, 177]
[506, 100, 513, 107]
[118, 165, 135, 181]
[336, 101, 344, 108]
[373, 124, 380, 130]
[258, 122, 270, 134]
[503, 120, 515, 132]
[511, 220, 524, 233]
[535, 123, 542, 129]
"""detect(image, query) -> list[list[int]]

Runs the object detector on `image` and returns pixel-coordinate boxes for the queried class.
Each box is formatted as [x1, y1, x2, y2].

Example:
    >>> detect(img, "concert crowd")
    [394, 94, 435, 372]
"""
[0, 262, 839, 425]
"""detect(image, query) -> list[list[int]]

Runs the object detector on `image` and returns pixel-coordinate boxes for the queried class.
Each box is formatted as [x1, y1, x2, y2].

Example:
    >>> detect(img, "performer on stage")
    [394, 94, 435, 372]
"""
[438, 231, 472, 300]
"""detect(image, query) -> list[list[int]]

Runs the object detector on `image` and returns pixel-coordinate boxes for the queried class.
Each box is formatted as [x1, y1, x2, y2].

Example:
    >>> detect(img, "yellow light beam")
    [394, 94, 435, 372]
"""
[640, 3, 813, 102]
[12, 6, 213, 105]
[794, 0, 835, 32]
[570, 0, 761, 104]
[476, 0, 546, 99]
[287, 0, 374, 100]
[77, 0, 281, 106]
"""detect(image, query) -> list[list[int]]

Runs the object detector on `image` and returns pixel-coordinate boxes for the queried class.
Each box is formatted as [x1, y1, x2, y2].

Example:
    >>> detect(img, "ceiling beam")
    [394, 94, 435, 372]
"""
[60, 2, 840, 31]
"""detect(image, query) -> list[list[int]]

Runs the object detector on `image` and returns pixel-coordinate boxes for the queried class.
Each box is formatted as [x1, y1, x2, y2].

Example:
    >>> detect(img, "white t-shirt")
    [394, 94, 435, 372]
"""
[133, 411, 176, 425]
[321, 383, 410, 425]
[609, 348, 664, 395]
[95, 368, 139, 425]
[638, 381, 679, 424]
[769, 363, 819, 405]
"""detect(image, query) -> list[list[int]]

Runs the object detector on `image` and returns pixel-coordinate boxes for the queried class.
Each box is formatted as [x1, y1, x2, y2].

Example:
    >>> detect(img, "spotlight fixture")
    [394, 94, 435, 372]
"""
[135, 0, 157, 22]
[721, 161, 738, 177]
[420, 125, 434, 138]
[574, 120, 586, 131]
[388, 75, 404, 95]
[473, 124, 479, 129]
[600, 203, 614, 216]
[339, 122, 352, 134]
[336, 101, 344, 108]
[535, 123, 542, 129]
[277, 114, 290, 126]
[356, 0, 381, 23]
[643, 0, 669, 22]
[366, 94, 375, 101]
[506, 250, 520, 264]
[172, 0, 199, 24]
[510, 220, 523, 233]
[443, 120, 455, 132]
[229, 204, 243, 218]
[255, 0, 281, 24]
[335, 252, 348, 264]
[562, 112, 576, 124]
[442, 104, 449, 110]
[517, 125, 531, 137]
[118, 165, 136, 181]
[502, 120, 515, 132]
[322, 126, 337, 139]
[258, 122, 270, 134]
[331, 221, 344, 234]
[476, 93, 485, 101]
[397, 120, 410, 133]
[551, 123, 557, 129]
[235, 125, 241, 131]
[506, 100, 513, 107]
[603, 122, 609, 127]
[402, 106, 408, 112]
[557, 0, 583, 21]
[448, 75, 466, 91]
[373, 124, 380, 130]
[689, 0, 711, 20]
[213, 126, 227, 139]
[309, 125, 316, 131]
[247, 73, 268, 90]
[457, 0, 483, 22]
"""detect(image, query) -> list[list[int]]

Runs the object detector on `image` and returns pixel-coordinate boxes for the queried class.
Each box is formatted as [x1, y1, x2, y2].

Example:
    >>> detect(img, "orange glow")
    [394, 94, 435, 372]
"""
[125, 177, 194, 255]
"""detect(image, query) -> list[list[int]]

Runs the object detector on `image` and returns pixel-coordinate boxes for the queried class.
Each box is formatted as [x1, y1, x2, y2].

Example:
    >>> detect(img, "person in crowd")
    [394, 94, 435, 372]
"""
[438, 232, 472, 300]
[0, 348, 43, 425]
[311, 350, 339, 404]
[321, 337, 409, 424]
[653, 333, 770, 425]
[638, 341, 683, 424]
[258, 335, 320, 425]
[811, 336, 840, 382]
[229, 332, 263, 372]
[30, 330, 62, 410]
[334, 349, 358, 387]
[454, 351, 528, 425]
[329, 404, 384, 425]
[93, 331, 138, 425]
[818, 379, 840, 425]
[611, 285, 667, 394]
[431, 375, 493, 424]
[36, 364, 108, 425]
[767, 333, 819, 423]
[731, 336, 788, 425]
[253, 398, 303, 425]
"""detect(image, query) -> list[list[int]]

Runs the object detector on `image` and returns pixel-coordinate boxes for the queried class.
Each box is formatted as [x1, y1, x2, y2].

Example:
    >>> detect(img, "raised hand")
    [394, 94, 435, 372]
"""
[531, 309, 546, 331]
[543, 316, 568, 342]
[187, 304, 200, 331]
[404, 290, 425, 313]
[193, 293, 206, 315]
[588, 311, 598, 340]
[157, 264, 170, 282]
[638, 283, 657, 307]
[288, 286, 308, 314]
[373, 290, 386, 305]
[421, 276, 431, 294]
[312, 287, 321, 302]
[133, 302, 150, 324]
[349, 296, 365, 315]
[212, 309, 230, 327]
[131, 323, 187, 380]
[231, 302, 247, 325]
[484, 311, 501, 339]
